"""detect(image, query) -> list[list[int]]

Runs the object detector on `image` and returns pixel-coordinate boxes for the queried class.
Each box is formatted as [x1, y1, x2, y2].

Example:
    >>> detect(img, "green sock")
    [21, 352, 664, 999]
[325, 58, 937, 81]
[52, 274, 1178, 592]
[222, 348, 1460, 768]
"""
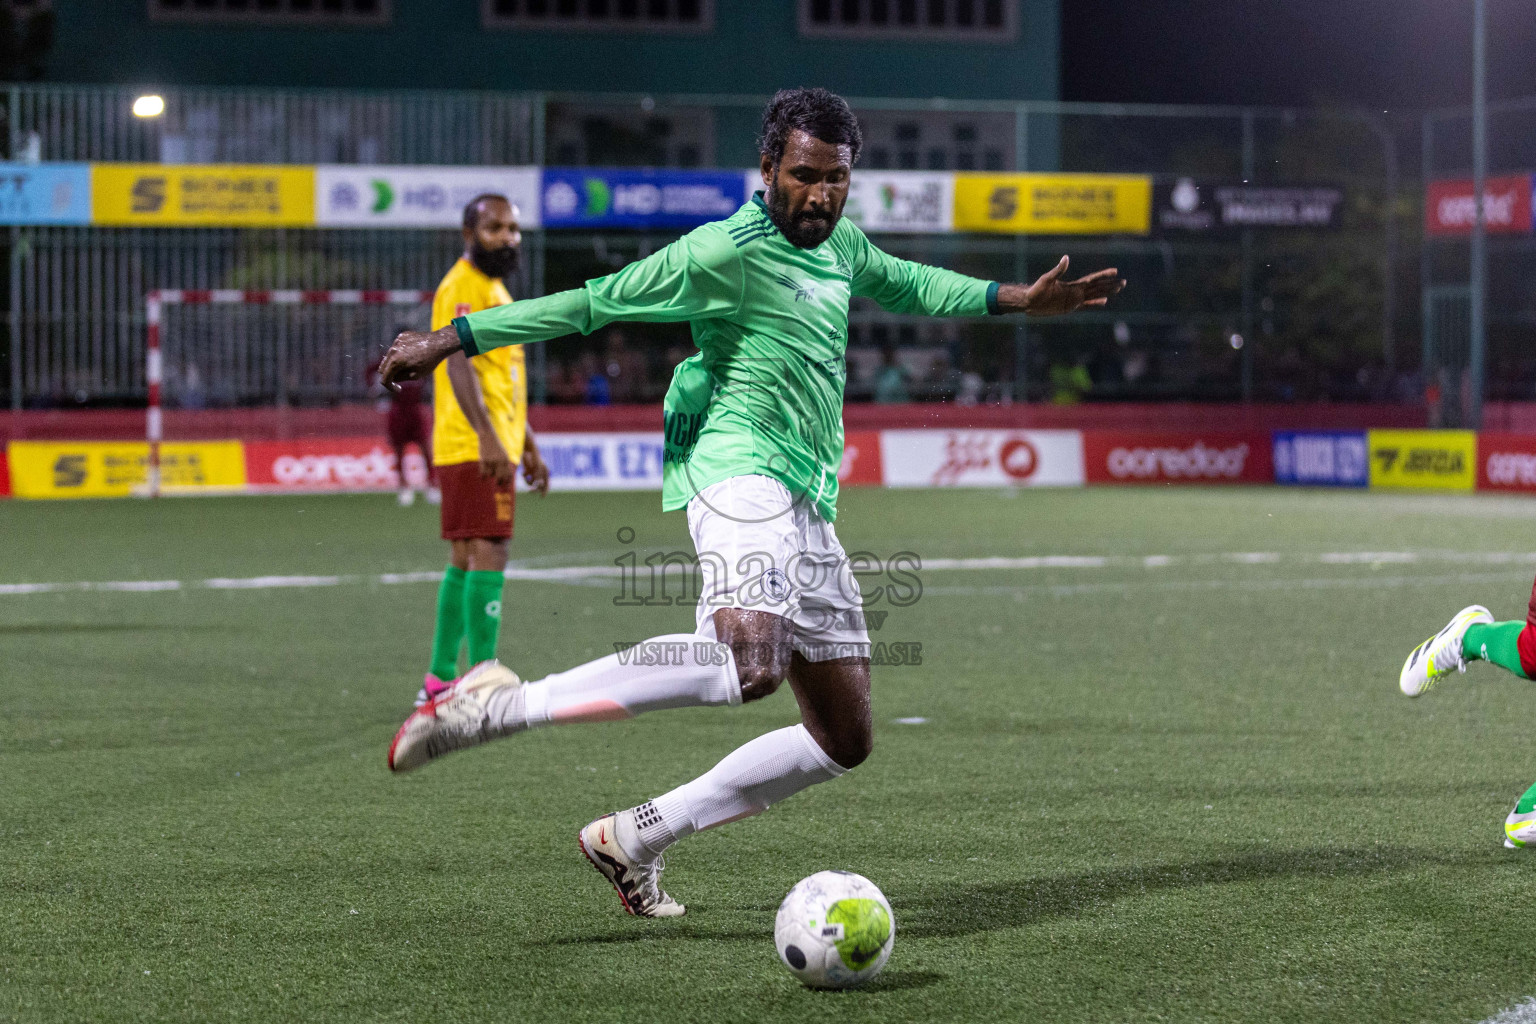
[429, 565, 468, 680]
[1463, 621, 1530, 680]
[463, 570, 505, 666]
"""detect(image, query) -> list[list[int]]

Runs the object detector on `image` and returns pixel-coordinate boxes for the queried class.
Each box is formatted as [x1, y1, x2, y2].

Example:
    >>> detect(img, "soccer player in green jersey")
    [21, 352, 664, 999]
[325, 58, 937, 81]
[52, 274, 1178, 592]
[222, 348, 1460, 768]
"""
[380, 88, 1125, 917]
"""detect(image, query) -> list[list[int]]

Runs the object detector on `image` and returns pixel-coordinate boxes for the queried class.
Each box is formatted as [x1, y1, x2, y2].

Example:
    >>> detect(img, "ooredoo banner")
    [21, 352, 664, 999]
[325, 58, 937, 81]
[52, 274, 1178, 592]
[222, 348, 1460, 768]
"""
[0, 446, 10, 497]
[839, 430, 884, 486]
[1476, 432, 1536, 493]
[879, 430, 1085, 488]
[1083, 432, 1271, 484]
[244, 438, 429, 492]
[1425, 174, 1535, 236]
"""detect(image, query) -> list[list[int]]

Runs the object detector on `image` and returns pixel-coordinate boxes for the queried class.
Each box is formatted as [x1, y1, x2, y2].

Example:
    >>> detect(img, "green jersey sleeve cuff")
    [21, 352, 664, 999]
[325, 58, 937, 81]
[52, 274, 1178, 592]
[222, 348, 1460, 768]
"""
[986, 281, 1002, 316]
[452, 316, 480, 357]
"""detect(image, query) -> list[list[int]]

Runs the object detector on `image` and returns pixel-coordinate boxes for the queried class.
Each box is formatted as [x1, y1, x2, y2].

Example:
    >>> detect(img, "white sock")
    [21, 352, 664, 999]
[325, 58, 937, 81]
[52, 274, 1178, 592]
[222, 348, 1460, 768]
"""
[507, 634, 740, 731]
[617, 725, 846, 860]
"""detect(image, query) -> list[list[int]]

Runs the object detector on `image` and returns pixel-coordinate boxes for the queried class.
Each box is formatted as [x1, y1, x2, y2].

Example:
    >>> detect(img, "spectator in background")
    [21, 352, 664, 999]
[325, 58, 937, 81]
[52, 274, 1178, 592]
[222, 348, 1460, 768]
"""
[602, 328, 648, 403]
[873, 345, 910, 404]
[580, 350, 610, 405]
[1050, 358, 1092, 405]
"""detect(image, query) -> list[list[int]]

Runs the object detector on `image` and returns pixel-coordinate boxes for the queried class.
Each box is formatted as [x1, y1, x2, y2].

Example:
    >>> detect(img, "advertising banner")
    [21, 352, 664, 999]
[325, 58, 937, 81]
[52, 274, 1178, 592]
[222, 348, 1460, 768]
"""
[0, 446, 9, 498]
[1366, 429, 1476, 491]
[1272, 430, 1369, 487]
[316, 165, 542, 228]
[244, 438, 428, 492]
[879, 430, 1084, 488]
[91, 164, 316, 227]
[1155, 178, 1343, 232]
[1475, 432, 1536, 493]
[527, 431, 663, 491]
[1425, 174, 1534, 236]
[841, 171, 954, 234]
[1082, 432, 1271, 484]
[952, 173, 1152, 235]
[542, 168, 748, 230]
[839, 430, 883, 485]
[0, 163, 92, 225]
[8, 440, 247, 498]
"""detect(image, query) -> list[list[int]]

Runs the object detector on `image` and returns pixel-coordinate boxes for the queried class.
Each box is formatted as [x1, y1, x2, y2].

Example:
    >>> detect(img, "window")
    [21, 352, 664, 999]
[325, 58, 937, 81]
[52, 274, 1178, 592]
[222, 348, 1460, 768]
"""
[858, 111, 1014, 172]
[149, 0, 389, 25]
[799, 0, 1013, 40]
[484, 0, 712, 32]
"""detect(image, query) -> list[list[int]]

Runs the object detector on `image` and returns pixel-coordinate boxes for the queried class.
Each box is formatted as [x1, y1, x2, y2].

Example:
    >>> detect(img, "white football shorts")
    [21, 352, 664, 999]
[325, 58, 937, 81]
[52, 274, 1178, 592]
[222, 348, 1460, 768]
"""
[685, 474, 871, 661]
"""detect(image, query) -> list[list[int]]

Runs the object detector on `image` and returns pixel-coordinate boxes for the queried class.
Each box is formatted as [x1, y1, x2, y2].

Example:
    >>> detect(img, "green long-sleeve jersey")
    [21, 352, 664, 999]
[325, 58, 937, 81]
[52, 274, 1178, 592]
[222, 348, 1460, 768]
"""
[454, 193, 1001, 521]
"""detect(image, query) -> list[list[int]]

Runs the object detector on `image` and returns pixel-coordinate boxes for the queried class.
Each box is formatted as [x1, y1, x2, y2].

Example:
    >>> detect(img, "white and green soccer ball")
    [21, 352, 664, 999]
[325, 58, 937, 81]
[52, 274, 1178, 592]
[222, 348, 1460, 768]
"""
[774, 870, 895, 989]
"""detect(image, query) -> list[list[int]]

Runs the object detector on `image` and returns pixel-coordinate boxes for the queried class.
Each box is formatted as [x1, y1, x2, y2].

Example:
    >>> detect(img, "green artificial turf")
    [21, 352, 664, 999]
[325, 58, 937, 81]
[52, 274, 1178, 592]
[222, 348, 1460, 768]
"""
[6, 486, 1536, 1023]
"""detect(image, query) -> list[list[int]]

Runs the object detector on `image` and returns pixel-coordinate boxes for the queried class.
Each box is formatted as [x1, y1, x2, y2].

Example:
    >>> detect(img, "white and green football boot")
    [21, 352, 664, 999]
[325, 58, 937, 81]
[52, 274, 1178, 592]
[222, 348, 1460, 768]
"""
[1399, 605, 1493, 697]
[1505, 807, 1536, 849]
[387, 660, 523, 772]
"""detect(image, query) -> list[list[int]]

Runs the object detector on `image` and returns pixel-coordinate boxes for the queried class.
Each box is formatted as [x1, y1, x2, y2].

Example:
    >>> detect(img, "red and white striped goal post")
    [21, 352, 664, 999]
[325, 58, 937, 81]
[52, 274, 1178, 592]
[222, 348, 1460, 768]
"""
[144, 289, 434, 497]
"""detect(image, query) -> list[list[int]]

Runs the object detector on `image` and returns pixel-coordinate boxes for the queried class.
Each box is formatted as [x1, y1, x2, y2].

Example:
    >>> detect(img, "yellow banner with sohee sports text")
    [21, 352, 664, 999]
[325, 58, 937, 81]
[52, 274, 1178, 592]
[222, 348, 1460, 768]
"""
[953, 173, 1152, 235]
[1366, 430, 1477, 491]
[7, 440, 247, 498]
[91, 164, 315, 226]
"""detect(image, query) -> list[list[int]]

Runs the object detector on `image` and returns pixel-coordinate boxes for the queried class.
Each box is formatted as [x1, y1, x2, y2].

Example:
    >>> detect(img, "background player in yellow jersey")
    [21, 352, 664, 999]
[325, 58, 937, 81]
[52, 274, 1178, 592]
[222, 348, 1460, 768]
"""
[418, 193, 549, 705]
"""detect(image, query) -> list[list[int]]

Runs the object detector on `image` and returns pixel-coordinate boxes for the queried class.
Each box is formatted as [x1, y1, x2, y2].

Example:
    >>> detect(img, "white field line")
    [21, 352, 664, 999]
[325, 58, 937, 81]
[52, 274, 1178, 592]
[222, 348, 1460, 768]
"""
[924, 569, 1536, 599]
[4, 551, 1536, 598]
[1481, 999, 1536, 1024]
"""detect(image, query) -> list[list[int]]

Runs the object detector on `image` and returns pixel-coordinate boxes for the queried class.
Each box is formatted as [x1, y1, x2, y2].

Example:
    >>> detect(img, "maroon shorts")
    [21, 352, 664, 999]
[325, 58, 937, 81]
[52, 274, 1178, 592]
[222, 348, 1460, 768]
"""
[387, 406, 429, 447]
[438, 461, 514, 540]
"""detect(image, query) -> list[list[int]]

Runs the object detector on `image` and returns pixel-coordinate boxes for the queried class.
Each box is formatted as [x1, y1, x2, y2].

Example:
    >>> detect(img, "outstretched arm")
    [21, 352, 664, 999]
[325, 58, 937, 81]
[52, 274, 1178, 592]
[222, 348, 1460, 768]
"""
[381, 227, 744, 388]
[848, 221, 1124, 320]
[996, 255, 1125, 316]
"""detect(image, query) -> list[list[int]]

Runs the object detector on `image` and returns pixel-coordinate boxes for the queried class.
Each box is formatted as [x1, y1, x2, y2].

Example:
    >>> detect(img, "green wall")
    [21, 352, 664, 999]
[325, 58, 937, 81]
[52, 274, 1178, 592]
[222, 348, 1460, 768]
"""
[46, 1, 1058, 102]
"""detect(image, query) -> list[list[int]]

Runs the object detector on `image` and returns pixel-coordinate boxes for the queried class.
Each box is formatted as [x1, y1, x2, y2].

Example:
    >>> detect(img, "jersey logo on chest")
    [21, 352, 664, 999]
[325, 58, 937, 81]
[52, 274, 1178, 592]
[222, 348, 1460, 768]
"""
[773, 273, 818, 303]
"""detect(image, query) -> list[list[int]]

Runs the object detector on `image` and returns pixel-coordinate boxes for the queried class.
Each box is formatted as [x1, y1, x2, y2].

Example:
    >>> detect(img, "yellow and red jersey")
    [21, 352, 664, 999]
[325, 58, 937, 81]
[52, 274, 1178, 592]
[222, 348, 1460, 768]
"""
[430, 257, 527, 467]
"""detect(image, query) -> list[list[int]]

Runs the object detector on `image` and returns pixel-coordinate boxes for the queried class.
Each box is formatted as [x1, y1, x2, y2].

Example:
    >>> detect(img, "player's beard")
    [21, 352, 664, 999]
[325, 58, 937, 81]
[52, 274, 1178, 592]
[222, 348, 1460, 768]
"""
[470, 242, 520, 280]
[764, 183, 839, 250]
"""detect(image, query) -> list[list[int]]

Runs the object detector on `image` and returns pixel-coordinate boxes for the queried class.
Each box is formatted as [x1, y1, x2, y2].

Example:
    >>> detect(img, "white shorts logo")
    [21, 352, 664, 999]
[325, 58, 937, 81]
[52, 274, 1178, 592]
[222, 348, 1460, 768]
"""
[762, 568, 792, 602]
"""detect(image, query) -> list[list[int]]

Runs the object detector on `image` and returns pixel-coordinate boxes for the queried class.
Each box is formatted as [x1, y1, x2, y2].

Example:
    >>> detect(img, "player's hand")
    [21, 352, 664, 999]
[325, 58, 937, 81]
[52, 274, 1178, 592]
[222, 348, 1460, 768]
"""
[479, 436, 515, 488]
[521, 443, 550, 496]
[379, 326, 461, 389]
[1005, 257, 1126, 317]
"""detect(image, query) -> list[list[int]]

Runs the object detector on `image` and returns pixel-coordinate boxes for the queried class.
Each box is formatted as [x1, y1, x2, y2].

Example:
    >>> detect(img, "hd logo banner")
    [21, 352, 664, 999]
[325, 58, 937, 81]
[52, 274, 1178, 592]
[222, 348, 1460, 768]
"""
[91, 164, 315, 226]
[316, 166, 542, 228]
[542, 168, 750, 230]
[1367, 430, 1476, 491]
[953, 173, 1152, 235]
[8, 441, 247, 498]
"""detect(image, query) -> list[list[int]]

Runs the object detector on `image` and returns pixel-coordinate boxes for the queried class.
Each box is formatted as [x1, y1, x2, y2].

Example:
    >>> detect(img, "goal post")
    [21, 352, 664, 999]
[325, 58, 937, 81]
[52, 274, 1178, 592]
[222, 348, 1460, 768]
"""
[144, 288, 435, 497]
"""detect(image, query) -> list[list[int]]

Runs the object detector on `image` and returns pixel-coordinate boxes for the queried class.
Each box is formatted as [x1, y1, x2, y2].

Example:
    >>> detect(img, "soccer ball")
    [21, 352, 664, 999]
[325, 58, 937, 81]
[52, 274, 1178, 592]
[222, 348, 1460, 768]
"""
[773, 870, 895, 989]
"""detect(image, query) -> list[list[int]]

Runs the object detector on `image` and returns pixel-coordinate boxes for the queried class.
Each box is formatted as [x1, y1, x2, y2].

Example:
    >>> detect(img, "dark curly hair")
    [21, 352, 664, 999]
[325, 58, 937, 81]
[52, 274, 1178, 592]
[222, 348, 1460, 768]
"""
[462, 193, 509, 232]
[758, 87, 863, 169]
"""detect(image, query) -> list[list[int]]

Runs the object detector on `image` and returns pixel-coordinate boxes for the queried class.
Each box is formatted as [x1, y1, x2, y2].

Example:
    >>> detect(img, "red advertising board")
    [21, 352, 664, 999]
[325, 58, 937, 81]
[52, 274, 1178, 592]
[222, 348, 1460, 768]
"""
[1082, 431, 1272, 485]
[244, 437, 427, 491]
[0, 445, 9, 497]
[1425, 174, 1534, 236]
[838, 429, 883, 486]
[1477, 432, 1536, 492]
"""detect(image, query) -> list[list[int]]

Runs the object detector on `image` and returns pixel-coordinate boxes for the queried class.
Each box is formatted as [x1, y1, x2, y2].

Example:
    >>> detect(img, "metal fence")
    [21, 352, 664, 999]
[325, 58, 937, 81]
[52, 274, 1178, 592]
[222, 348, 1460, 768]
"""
[0, 84, 1400, 412]
[1421, 95, 1536, 416]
